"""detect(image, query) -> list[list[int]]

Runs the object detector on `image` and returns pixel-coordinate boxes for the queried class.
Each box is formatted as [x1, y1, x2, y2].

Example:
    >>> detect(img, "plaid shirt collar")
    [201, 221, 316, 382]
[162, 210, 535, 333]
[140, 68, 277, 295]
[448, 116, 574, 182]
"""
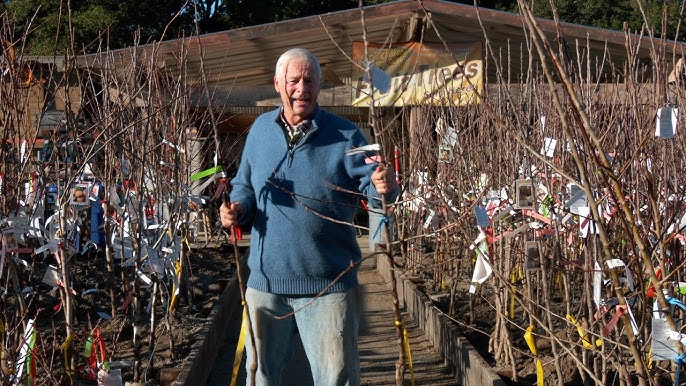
[278, 106, 315, 147]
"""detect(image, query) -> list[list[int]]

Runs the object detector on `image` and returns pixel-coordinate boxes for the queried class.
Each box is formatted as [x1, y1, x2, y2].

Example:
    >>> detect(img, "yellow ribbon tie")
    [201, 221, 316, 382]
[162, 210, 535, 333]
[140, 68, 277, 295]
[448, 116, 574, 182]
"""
[565, 314, 594, 349]
[535, 359, 544, 386]
[169, 260, 182, 312]
[402, 324, 415, 386]
[555, 271, 563, 295]
[507, 270, 516, 319]
[524, 325, 543, 386]
[524, 325, 537, 355]
[61, 335, 74, 385]
[0, 319, 9, 375]
[230, 306, 248, 386]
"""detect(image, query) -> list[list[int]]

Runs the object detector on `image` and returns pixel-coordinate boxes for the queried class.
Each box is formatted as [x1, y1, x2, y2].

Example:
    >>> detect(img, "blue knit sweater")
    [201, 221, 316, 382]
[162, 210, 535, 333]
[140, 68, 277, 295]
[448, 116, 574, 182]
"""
[230, 106, 395, 295]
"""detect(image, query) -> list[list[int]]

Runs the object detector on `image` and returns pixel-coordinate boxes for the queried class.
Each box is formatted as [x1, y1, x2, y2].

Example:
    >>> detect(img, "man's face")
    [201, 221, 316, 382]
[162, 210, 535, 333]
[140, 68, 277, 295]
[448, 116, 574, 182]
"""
[274, 59, 320, 126]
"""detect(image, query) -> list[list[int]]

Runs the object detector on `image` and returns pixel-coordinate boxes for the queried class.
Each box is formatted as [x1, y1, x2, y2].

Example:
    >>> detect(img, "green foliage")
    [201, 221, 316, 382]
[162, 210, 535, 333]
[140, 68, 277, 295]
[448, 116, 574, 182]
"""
[5, 0, 192, 55]
[538, 0, 634, 31]
[499, 0, 685, 41]
[204, 0, 362, 32]
[635, 0, 685, 40]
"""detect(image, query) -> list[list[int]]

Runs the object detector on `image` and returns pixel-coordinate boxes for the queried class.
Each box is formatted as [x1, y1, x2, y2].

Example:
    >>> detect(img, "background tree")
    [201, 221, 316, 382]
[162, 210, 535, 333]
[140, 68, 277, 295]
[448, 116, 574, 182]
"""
[1, 0, 193, 55]
[194, 0, 388, 33]
[495, 0, 685, 41]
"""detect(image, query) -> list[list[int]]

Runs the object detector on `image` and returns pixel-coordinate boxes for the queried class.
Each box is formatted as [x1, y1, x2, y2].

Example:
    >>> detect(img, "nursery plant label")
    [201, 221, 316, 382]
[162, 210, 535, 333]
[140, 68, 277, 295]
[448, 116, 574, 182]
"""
[651, 318, 679, 361]
[146, 246, 164, 274]
[423, 209, 438, 229]
[469, 233, 492, 293]
[436, 118, 458, 147]
[491, 205, 514, 223]
[565, 184, 586, 215]
[524, 241, 541, 271]
[70, 182, 90, 207]
[473, 206, 490, 227]
[578, 207, 598, 238]
[541, 137, 557, 157]
[515, 179, 535, 210]
[41, 265, 61, 287]
[364, 61, 391, 94]
[655, 106, 678, 139]
[438, 145, 453, 163]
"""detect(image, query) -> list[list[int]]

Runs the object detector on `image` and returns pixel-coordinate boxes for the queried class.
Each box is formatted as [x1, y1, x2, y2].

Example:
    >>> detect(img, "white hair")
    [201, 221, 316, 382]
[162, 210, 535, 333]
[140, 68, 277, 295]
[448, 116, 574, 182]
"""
[275, 48, 322, 81]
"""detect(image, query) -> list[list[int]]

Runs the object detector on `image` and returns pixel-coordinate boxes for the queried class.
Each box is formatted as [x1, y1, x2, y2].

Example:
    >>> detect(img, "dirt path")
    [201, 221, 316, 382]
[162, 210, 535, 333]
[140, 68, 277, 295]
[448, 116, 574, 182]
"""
[206, 239, 458, 385]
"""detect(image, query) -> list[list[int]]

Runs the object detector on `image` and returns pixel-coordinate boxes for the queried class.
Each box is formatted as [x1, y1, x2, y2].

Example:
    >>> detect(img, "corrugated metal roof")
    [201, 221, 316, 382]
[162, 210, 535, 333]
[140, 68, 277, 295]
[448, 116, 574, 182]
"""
[77, 0, 686, 102]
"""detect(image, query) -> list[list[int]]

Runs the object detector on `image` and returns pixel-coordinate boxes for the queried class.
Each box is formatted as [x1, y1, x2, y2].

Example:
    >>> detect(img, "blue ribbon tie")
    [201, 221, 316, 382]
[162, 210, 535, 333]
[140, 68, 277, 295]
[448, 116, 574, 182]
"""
[675, 353, 686, 386]
[372, 215, 389, 241]
[668, 297, 686, 312]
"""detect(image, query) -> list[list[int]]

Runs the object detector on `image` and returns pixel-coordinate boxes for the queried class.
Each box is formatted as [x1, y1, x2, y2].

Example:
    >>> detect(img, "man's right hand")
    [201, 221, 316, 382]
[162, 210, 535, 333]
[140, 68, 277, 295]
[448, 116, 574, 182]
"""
[220, 201, 244, 228]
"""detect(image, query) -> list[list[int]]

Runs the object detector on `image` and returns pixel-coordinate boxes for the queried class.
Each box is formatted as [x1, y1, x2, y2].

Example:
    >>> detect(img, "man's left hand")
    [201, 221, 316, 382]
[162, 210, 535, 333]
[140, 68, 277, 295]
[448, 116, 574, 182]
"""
[371, 165, 397, 194]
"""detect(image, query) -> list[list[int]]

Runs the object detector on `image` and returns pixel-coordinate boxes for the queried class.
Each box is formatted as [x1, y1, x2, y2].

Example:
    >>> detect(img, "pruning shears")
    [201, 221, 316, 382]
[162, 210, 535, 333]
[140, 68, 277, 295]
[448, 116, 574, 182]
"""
[220, 174, 242, 244]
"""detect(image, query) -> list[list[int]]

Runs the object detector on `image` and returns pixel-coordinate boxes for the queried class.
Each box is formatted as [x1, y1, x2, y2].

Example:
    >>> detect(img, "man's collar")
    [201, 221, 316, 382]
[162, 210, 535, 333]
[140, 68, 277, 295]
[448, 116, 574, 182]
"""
[277, 105, 319, 129]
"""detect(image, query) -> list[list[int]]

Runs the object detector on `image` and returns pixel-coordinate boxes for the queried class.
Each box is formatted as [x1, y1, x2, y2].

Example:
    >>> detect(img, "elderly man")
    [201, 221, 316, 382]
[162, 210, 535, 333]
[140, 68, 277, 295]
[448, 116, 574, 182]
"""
[220, 47, 397, 385]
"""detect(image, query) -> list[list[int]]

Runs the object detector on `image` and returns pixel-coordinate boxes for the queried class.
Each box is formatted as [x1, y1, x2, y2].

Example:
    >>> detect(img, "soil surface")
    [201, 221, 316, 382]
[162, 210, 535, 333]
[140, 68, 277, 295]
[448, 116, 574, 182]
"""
[20, 241, 239, 386]
[21, 232, 655, 386]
